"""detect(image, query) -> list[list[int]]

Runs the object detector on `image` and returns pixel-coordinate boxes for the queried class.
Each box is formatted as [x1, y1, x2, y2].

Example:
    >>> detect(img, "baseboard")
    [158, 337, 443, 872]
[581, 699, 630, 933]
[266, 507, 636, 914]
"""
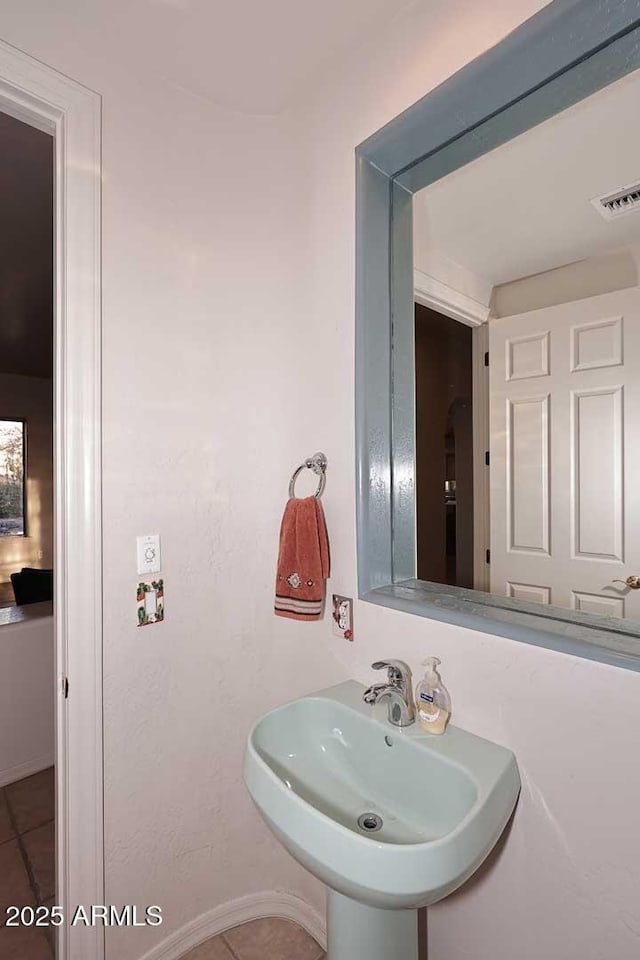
[137, 890, 326, 960]
[0, 753, 54, 788]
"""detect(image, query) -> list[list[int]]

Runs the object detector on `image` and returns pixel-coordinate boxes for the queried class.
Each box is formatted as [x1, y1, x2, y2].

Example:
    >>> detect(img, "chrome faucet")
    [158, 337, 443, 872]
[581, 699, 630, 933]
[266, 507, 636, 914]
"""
[363, 659, 415, 727]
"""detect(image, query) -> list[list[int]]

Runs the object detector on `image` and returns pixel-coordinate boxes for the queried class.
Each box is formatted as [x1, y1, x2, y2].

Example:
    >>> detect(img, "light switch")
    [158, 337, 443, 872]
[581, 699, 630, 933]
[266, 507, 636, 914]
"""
[136, 534, 161, 575]
[144, 590, 157, 617]
[136, 578, 164, 626]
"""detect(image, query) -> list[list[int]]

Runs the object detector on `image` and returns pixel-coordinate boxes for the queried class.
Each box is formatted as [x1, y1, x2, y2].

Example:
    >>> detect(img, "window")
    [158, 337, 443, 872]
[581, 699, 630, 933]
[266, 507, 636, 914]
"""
[0, 420, 25, 537]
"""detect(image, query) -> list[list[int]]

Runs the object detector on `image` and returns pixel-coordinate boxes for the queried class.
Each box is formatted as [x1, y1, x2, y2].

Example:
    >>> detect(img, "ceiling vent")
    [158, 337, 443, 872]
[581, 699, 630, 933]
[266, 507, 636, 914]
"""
[590, 182, 640, 220]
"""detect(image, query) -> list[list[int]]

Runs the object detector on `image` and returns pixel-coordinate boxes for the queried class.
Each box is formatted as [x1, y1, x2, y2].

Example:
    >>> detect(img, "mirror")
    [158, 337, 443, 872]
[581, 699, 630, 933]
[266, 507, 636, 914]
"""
[411, 66, 640, 621]
[355, 4, 640, 660]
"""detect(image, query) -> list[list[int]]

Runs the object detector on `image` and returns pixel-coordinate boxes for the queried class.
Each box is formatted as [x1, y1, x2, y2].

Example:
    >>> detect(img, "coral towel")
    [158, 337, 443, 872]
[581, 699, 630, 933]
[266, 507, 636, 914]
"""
[275, 496, 330, 620]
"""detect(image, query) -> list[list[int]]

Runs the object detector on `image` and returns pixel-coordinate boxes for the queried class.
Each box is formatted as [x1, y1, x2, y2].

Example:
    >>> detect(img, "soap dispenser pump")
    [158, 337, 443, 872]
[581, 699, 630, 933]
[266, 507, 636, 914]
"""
[415, 657, 451, 734]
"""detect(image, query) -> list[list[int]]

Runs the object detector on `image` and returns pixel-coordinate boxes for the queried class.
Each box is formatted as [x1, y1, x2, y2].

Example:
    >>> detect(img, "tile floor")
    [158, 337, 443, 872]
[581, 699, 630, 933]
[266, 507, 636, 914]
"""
[0, 767, 56, 959]
[179, 918, 325, 960]
[0, 771, 321, 960]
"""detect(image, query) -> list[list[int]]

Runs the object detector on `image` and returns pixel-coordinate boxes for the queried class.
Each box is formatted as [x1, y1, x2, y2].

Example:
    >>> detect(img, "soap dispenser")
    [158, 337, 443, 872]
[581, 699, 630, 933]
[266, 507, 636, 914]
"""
[415, 657, 451, 734]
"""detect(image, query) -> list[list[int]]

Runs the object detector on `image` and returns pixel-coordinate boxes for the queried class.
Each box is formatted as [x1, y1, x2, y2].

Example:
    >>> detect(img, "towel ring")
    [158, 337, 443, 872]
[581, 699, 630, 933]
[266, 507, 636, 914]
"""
[289, 452, 327, 499]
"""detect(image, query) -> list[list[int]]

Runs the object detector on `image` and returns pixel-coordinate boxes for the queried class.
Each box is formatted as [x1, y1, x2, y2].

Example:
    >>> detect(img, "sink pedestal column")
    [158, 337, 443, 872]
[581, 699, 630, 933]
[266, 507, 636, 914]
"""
[327, 890, 419, 960]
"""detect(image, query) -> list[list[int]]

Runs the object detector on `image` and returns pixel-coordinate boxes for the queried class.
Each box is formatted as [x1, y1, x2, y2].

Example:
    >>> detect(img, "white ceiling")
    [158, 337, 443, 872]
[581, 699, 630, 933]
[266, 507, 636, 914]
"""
[22, 0, 411, 115]
[413, 66, 640, 287]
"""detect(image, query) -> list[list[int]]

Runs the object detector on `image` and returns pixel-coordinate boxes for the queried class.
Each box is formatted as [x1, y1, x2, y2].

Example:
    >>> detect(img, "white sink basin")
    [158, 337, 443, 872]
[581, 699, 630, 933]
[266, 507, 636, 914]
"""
[244, 681, 520, 960]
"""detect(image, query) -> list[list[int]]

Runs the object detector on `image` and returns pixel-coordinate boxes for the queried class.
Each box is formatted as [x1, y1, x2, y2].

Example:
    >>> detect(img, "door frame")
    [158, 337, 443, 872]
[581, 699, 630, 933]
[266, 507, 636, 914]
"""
[413, 270, 491, 590]
[0, 40, 103, 960]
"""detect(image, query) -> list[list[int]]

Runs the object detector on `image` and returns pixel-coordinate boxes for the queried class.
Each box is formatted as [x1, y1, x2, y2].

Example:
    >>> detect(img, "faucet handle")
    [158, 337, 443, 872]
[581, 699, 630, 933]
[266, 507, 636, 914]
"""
[371, 659, 412, 684]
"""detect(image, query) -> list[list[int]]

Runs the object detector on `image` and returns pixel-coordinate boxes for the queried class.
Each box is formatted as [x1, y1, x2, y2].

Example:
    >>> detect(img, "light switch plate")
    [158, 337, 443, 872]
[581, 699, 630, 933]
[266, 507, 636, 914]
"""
[137, 579, 164, 626]
[136, 534, 161, 575]
[332, 595, 353, 641]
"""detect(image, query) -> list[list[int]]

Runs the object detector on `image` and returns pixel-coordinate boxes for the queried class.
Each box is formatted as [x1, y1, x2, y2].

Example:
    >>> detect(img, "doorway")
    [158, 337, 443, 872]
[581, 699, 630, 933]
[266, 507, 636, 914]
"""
[415, 303, 474, 588]
[0, 108, 56, 958]
[0, 40, 103, 960]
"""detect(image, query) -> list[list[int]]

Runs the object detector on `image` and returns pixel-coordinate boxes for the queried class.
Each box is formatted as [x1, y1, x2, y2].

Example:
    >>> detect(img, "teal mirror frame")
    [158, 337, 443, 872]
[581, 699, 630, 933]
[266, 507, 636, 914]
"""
[355, 0, 640, 672]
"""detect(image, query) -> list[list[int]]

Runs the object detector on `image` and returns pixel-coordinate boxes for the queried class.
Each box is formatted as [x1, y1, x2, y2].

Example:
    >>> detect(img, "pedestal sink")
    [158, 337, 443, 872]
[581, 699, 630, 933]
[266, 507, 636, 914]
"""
[244, 680, 520, 960]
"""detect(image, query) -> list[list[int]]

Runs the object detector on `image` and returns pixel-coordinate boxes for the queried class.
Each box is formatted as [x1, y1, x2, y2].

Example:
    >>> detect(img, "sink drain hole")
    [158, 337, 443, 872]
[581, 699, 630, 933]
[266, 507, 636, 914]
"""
[357, 812, 383, 832]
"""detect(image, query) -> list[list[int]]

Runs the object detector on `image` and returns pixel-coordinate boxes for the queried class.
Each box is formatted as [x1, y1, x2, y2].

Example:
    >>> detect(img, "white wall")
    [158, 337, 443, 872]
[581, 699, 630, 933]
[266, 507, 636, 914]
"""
[0, 10, 346, 959]
[286, 2, 640, 958]
[414, 245, 494, 311]
[2, 4, 640, 960]
[493, 247, 640, 316]
[0, 612, 54, 785]
[0, 374, 53, 590]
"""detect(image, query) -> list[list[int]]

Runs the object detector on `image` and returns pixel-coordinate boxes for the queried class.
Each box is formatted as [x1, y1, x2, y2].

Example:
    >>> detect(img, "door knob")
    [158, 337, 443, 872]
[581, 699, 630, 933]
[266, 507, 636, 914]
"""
[611, 575, 640, 590]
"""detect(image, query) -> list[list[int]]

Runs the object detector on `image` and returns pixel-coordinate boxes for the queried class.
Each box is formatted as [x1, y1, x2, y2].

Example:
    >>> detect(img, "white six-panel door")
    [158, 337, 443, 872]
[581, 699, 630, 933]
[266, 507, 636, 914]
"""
[490, 287, 640, 619]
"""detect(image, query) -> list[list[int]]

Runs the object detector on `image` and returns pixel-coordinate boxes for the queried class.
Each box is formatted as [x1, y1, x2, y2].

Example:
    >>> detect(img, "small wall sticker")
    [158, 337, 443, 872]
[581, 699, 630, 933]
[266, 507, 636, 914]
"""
[137, 579, 164, 626]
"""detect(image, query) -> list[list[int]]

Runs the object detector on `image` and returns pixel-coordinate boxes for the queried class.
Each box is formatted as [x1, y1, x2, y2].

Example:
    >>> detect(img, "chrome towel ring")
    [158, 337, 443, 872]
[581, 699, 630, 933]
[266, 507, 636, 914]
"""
[289, 452, 328, 499]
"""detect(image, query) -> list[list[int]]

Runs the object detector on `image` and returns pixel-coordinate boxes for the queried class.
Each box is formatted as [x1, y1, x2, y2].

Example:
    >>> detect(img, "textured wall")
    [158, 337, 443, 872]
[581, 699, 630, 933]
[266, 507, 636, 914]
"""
[0, 9, 345, 959]
[2, 3, 640, 960]
[286, 1, 640, 957]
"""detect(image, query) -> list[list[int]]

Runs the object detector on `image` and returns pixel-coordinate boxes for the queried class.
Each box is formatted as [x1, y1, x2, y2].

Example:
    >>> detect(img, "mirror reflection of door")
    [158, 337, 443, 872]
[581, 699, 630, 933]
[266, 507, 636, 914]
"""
[415, 306, 474, 589]
[489, 288, 640, 618]
[412, 64, 640, 620]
